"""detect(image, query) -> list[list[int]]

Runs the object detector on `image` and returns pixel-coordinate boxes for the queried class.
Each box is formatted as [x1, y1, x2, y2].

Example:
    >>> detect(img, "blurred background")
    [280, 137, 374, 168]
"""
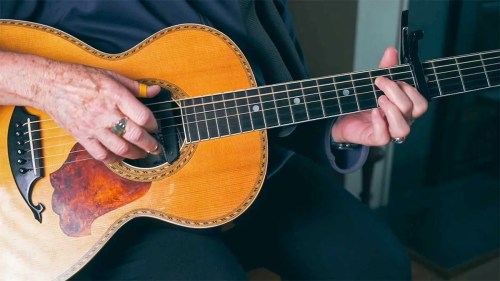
[288, 0, 499, 280]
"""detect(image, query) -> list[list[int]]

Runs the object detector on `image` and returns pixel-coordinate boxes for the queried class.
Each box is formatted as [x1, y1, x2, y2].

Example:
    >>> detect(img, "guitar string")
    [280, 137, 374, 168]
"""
[29, 78, 500, 166]
[21, 57, 496, 144]
[34, 51, 500, 168]
[31, 74, 417, 157]
[17, 54, 500, 157]
[33, 73, 498, 167]
[25, 63, 500, 156]
[23, 51, 499, 136]
[21, 52, 500, 127]
[26, 60, 499, 142]
[29, 71, 496, 159]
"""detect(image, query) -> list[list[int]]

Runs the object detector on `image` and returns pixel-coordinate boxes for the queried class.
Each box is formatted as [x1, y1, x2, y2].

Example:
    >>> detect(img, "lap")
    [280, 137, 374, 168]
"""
[73, 219, 246, 280]
[224, 152, 411, 280]
[74, 152, 410, 280]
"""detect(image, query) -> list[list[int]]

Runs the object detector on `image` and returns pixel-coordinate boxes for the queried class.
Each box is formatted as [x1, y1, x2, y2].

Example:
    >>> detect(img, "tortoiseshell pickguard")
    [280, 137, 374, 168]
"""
[50, 143, 151, 237]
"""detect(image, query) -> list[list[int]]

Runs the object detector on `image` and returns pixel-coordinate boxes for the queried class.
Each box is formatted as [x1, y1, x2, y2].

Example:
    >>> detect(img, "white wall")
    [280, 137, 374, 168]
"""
[345, 0, 408, 208]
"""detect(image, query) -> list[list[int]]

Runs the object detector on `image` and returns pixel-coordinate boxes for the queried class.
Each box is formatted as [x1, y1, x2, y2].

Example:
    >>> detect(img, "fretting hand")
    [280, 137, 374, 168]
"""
[331, 47, 428, 146]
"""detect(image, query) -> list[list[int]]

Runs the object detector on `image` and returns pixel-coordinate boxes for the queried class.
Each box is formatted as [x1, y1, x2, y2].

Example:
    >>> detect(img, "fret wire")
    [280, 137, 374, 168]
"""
[430, 61, 444, 96]
[179, 101, 191, 143]
[454, 58, 466, 92]
[66, 58, 500, 132]
[168, 60, 498, 117]
[315, 78, 327, 117]
[284, 84, 296, 123]
[426, 68, 498, 84]
[198, 99, 210, 139]
[426, 61, 500, 81]
[479, 53, 492, 87]
[368, 71, 379, 106]
[202, 81, 409, 131]
[24, 51, 500, 138]
[51, 66, 500, 143]
[271, 87, 282, 126]
[300, 83, 311, 120]
[59, 64, 500, 134]
[244, 90, 255, 130]
[170, 76, 500, 144]
[226, 92, 243, 133]
[169, 55, 498, 108]
[170, 66, 415, 114]
[349, 73, 361, 111]
[257, 88, 268, 128]
[426, 76, 494, 94]
[210, 95, 221, 137]
[237, 91, 250, 132]
[220, 93, 231, 135]
[423, 54, 499, 72]
[41, 66, 497, 139]
[192, 99, 202, 140]
[331, 76, 343, 114]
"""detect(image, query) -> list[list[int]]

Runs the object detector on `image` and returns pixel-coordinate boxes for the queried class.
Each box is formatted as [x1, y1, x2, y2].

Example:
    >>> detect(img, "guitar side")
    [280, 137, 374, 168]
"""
[0, 21, 267, 280]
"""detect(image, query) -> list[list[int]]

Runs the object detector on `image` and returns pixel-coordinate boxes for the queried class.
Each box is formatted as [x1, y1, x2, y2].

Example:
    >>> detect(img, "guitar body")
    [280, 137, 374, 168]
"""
[0, 21, 267, 280]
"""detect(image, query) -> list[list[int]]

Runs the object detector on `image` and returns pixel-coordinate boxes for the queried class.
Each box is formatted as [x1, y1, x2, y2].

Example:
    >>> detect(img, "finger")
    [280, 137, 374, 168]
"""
[99, 129, 148, 160]
[396, 81, 429, 118]
[370, 109, 391, 146]
[379, 47, 399, 68]
[375, 76, 413, 121]
[106, 71, 161, 98]
[117, 93, 158, 132]
[79, 138, 122, 164]
[121, 119, 161, 155]
[378, 95, 411, 139]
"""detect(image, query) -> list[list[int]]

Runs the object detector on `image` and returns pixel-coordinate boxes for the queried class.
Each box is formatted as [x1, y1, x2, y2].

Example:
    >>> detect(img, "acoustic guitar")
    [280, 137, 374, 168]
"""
[0, 19, 498, 280]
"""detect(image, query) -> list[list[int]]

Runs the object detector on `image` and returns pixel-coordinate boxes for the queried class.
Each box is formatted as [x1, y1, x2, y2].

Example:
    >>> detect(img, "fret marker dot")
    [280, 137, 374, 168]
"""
[293, 98, 301, 104]
[342, 89, 350, 96]
[252, 105, 260, 112]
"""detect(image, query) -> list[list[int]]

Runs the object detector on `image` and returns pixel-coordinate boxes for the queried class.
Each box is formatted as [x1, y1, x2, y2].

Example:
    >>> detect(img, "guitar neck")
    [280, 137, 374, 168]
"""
[180, 49, 500, 143]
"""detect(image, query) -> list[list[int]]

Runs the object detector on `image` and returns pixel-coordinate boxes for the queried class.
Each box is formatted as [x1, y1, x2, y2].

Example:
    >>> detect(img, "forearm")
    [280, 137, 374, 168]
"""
[0, 50, 52, 108]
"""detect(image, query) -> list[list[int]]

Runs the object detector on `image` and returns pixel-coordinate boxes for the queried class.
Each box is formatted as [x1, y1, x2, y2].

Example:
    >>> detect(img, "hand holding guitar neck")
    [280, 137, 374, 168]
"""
[332, 47, 428, 146]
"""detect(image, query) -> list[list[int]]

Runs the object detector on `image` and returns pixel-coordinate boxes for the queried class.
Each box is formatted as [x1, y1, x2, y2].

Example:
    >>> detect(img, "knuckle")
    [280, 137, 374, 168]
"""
[126, 125, 143, 142]
[400, 126, 411, 137]
[400, 102, 413, 115]
[415, 100, 429, 117]
[93, 151, 110, 162]
[114, 142, 130, 156]
[134, 108, 151, 127]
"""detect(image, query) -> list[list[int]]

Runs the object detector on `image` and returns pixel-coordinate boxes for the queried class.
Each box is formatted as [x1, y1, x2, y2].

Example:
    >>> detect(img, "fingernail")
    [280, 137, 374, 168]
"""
[148, 144, 162, 155]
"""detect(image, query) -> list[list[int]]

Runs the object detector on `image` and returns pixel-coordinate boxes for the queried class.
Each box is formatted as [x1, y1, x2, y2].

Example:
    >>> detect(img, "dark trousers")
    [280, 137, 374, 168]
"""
[74, 153, 410, 280]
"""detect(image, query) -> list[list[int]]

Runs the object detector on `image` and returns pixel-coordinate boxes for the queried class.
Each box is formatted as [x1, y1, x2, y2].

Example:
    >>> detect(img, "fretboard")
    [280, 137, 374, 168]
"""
[180, 49, 499, 143]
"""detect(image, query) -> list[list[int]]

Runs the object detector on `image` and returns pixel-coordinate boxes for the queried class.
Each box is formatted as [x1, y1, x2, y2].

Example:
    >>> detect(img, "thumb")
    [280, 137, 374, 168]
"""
[107, 70, 161, 98]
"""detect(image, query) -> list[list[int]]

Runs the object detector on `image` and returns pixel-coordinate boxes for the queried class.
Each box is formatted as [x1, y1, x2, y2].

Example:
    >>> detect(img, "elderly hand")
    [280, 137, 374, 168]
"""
[0, 51, 163, 164]
[331, 47, 428, 146]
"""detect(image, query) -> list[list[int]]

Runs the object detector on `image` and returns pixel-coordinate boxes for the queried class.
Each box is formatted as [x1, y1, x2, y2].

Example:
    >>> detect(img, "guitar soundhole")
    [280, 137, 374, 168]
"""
[123, 88, 184, 169]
